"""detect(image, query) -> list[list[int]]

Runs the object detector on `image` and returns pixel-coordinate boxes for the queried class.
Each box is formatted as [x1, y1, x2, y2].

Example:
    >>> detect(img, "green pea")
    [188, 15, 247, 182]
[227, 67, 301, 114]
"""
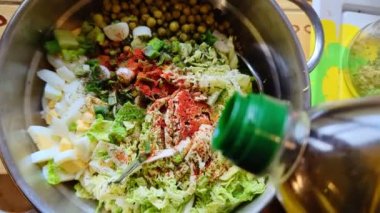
[165, 13, 173, 22]
[112, 5, 121, 14]
[197, 25, 207, 33]
[188, 15, 195, 23]
[172, 10, 181, 19]
[153, 10, 163, 19]
[147, 17, 157, 28]
[183, 7, 191, 16]
[205, 15, 215, 26]
[179, 15, 186, 24]
[174, 3, 183, 11]
[157, 19, 164, 25]
[179, 33, 189, 42]
[189, 0, 197, 5]
[140, 6, 149, 14]
[158, 27, 167, 37]
[200, 4, 211, 14]
[193, 33, 200, 40]
[169, 21, 180, 32]
[182, 24, 191, 33]
[129, 22, 137, 30]
[121, 2, 129, 10]
[141, 14, 150, 22]
[195, 15, 202, 23]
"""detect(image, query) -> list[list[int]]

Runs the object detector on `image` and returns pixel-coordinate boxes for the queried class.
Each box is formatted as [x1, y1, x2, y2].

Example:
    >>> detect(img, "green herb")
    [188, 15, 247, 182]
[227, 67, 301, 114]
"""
[81, 21, 94, 34]
[77, 36, 97, 56]
[44, 40, 61, 55]
[201, 30, 217, 46]
[69, 122, 77, 132]
[86, 59, 100, 67]
[94, 105, 109, 117]
[84, 60, 113, 101]
[86, 26, 105, 45]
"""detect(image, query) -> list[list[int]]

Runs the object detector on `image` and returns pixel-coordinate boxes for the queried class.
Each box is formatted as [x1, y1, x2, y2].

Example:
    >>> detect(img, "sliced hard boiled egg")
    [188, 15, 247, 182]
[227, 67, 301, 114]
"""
[59, 137, 73, 151]
[27, 126, 57, 150]
[37, 69, 65, 91]
[54, 149, 78, 165]
[60, 160, 86, 174]
[44, 84, 62, 101]
[30, 147, 59, 164]
[56, 66, 76, 83]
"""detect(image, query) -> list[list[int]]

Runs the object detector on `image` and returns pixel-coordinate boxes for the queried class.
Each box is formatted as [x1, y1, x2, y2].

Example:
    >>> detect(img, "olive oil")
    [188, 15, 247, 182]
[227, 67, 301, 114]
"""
[213, 93, 380, 212]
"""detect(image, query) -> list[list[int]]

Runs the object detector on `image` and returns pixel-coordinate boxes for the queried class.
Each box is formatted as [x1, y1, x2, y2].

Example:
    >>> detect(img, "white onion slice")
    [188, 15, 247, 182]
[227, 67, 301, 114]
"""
[103, 22, 130, 42]
[100, 65, 111, 79]
[214, 40, 230, 53]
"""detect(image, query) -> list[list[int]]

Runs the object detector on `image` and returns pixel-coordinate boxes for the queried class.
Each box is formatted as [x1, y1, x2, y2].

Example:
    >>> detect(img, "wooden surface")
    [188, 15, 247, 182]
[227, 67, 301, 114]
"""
[0, 175, 33, 212]
[277, 0, 313, 58]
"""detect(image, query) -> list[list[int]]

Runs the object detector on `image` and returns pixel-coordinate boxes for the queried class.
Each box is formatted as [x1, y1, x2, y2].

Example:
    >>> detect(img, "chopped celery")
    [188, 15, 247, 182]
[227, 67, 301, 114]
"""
[54, 29, 79, 49]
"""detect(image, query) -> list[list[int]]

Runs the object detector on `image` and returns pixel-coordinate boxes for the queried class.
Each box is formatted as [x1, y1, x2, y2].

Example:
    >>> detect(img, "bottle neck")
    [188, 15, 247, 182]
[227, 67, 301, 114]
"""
[268, 111, 310, 183]
[212, 93, 310, 180]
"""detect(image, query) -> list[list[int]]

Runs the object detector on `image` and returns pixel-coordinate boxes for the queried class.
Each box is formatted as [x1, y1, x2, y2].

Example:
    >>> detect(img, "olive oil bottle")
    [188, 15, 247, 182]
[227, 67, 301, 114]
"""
[212, 93, 380, 213]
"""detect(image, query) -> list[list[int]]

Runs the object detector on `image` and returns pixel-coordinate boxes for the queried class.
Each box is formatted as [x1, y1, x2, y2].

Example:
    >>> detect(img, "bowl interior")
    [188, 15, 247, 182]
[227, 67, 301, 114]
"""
[0, 0, 308, 212]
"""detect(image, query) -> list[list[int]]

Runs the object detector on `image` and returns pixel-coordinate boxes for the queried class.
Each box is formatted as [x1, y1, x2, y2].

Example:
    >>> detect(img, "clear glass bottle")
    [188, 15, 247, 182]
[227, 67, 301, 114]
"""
[212, 93, 380, 213]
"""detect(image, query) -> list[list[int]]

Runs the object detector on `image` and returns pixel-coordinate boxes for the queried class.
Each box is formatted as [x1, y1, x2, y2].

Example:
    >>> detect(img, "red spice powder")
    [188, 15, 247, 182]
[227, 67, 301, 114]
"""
[134, 65, 177, 99]
[174, 90, 212, 140]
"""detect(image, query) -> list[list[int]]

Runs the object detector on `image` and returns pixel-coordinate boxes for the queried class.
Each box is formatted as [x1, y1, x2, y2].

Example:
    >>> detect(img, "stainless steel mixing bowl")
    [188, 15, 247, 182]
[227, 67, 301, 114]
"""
[0, 0, 323, 212]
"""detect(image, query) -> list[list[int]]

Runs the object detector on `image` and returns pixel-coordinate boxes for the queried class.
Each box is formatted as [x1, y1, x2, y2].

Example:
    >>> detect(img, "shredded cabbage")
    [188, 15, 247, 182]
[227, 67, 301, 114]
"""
[30, 23, 265, 213]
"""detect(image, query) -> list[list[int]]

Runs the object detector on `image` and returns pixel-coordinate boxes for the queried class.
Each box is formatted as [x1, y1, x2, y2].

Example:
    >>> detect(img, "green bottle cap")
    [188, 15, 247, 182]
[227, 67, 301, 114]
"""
[212, 93, 290, 174]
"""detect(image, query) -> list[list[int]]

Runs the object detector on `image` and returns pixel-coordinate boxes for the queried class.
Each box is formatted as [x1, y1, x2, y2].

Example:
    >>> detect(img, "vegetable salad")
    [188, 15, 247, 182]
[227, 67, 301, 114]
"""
[28, 0, 266, 212]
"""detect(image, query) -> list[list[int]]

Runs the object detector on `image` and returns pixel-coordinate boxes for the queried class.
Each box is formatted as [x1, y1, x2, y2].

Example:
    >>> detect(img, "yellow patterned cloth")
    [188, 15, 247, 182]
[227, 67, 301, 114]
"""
[310, 20, 364, 105]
